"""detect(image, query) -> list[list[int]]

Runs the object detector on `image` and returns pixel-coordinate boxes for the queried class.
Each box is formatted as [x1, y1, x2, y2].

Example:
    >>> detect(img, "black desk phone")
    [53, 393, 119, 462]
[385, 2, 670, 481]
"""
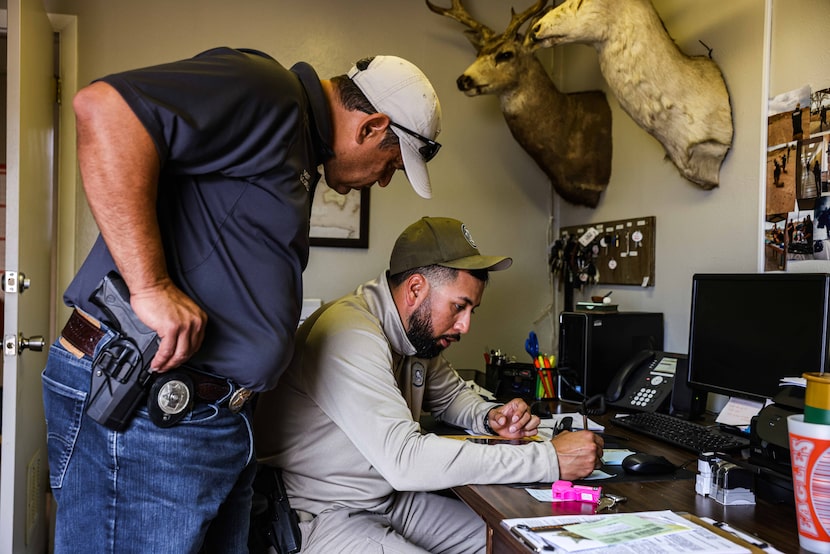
[605, 350, 685, 412]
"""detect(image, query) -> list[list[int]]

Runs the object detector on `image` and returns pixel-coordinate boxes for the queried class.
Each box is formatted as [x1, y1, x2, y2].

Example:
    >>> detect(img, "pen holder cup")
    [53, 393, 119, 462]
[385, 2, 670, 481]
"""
[804, 372, 830, 424]
[535, 369, 556, 401]
[788, 414, 830, 553]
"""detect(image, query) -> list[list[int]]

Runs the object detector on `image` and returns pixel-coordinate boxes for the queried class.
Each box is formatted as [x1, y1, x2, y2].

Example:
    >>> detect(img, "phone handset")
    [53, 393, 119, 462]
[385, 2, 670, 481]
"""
[605, 349, 655, 402]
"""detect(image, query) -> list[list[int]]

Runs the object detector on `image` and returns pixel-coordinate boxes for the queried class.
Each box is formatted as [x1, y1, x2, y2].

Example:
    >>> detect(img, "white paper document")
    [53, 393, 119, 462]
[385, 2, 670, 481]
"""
[502, 510, 752, 553]
[779, 376, 806, 388]
[601, 449, 636, 466]
[524, 475, 613, 501]
[538, 413, 605, 432]
[714, 397, 764, 428]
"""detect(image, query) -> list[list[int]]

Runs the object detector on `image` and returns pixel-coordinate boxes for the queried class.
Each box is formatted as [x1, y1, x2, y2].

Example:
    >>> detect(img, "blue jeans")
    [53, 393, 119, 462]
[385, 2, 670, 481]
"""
[42, 331, 256, 554]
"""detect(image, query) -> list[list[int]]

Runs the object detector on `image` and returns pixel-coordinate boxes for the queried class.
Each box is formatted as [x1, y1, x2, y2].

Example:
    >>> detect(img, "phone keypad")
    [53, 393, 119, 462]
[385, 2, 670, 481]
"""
[629, 386, 658, 407]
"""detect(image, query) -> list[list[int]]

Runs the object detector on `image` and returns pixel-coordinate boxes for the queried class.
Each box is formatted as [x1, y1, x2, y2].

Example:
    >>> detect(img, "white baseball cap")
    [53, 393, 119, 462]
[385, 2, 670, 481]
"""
[347, 56, 442, 199]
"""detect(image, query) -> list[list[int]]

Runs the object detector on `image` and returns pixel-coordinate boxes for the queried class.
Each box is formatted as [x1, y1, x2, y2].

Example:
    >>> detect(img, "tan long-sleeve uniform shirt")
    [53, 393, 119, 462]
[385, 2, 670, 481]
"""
[253, 271, 560, 516]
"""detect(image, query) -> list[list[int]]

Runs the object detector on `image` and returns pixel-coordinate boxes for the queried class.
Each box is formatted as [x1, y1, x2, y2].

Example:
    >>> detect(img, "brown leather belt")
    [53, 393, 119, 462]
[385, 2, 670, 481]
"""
[62, 308, 106, 357]
[61, 309, 246, 405]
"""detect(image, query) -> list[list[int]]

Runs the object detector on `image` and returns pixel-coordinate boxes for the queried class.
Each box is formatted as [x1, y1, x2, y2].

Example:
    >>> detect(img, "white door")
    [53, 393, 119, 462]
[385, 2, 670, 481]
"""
[0, 0, 55, 552]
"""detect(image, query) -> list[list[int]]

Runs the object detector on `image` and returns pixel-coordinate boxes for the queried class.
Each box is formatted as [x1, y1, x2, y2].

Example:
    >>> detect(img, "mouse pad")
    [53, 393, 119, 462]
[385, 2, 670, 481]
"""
[576, 464, 696, 484]
[508, 465, 696, 490]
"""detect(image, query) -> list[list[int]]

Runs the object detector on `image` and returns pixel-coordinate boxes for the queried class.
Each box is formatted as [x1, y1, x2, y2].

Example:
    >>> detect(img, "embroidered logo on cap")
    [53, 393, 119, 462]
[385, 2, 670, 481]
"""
[461, 224, 477, 249]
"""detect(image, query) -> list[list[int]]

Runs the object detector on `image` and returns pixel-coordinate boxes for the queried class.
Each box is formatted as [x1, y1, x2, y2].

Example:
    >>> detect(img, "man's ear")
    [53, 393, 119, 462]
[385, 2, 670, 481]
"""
[356, 112, 390, 145]
[404, 273, 429, 308]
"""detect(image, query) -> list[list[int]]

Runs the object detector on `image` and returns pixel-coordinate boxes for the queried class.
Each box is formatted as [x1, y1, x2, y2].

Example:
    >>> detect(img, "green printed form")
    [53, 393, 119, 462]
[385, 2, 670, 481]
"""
[564, 515, 688, 545]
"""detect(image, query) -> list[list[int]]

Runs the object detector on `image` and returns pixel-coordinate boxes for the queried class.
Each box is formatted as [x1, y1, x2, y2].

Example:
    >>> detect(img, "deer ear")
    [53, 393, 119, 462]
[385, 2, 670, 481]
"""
[463, 29, 484, 50]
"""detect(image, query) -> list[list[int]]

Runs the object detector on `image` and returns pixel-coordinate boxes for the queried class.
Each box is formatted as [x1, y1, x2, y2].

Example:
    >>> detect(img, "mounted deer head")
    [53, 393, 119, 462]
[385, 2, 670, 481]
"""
[427, 0, 612, 208]
[528, 0, 733, 189]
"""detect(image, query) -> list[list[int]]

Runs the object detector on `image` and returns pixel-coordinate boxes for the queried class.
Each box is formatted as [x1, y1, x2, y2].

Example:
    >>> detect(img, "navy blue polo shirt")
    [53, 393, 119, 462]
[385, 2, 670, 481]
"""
[64, 47, 333, 391]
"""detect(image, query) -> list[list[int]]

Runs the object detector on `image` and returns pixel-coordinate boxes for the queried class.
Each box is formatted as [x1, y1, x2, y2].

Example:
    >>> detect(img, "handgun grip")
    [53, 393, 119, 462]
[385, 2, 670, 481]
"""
[92, 271, 159, 357]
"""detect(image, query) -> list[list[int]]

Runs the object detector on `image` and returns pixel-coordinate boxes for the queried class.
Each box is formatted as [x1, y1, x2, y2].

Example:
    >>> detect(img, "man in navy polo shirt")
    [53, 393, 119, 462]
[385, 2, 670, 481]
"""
[43, 50, 442, 553]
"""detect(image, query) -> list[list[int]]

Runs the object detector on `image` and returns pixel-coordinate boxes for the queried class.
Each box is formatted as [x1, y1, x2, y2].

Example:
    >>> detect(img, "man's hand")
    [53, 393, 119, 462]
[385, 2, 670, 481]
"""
[551, 430, 604, 480]
[487, 399, 540, 439]
[130, 279, 207, 372]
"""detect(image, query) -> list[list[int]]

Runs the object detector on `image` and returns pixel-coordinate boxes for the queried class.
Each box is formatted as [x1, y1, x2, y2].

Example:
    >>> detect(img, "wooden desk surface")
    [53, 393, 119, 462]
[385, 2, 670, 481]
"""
[452, 404, 802, 553]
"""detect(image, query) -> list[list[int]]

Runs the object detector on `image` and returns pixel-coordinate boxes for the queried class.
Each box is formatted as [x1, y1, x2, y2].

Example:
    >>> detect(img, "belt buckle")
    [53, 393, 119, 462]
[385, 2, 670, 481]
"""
[228, 387, 252, 413]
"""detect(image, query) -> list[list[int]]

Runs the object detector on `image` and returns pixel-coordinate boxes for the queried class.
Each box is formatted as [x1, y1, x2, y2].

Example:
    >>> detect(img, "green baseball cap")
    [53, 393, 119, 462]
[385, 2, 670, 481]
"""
[389, 217, 512, 275]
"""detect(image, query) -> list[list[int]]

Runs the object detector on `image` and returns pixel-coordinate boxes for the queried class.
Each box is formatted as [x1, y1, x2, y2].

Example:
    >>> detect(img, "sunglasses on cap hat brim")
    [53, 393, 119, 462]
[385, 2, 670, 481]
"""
[347, 67, 441, 162]
[388, 121, 441, 162]
[354, 108, 441, 162]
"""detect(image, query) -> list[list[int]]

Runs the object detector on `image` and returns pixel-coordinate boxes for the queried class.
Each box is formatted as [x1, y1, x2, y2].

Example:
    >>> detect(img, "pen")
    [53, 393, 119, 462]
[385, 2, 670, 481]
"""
[537, 369, 553, 398]
[511, 525, 556, 551]
[711, 520, 768, 549]
[520, 524, 564, 533]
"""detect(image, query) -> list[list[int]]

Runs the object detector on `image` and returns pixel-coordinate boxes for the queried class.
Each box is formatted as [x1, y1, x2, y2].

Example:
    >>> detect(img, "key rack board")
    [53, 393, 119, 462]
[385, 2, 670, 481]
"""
[560, 216, 656, 286]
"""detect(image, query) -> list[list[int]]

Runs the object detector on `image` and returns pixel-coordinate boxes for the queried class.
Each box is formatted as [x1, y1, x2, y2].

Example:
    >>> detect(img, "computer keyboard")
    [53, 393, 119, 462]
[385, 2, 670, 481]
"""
[610, 411, 750, 454]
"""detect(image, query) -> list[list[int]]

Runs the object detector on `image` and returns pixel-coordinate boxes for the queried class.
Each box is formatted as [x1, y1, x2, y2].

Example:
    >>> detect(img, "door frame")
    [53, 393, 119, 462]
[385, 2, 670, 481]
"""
[0, 7, 78, 552]
[48, 12, 79, 334]
[0, 9, 79, 338]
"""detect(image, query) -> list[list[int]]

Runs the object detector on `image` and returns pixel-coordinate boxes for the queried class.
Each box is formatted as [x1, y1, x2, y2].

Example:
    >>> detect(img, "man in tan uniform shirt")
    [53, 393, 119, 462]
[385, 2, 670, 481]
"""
[254, 217, 603, 553]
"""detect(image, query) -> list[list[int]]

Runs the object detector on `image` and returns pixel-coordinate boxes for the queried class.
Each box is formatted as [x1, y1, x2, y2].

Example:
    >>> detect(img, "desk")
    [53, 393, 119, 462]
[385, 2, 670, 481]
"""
[452, 404, 801, 553]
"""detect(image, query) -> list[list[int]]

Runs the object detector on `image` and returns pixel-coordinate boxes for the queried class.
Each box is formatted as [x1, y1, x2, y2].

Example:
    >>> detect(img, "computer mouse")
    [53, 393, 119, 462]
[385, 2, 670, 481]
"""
[621, 453, 676, 475]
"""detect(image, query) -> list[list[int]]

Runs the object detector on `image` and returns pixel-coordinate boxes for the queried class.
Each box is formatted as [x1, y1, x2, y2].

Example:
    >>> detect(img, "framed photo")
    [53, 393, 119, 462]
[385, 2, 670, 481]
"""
[309, 180, 370, 248]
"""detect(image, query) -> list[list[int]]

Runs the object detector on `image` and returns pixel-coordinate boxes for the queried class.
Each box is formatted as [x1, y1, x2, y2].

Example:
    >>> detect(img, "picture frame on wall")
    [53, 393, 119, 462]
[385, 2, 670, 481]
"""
[309, 180, 370, 249]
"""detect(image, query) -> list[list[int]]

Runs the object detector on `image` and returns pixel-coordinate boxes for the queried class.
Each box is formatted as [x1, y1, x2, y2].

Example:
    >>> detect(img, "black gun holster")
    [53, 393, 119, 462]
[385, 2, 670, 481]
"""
[249, 465, 302, 554]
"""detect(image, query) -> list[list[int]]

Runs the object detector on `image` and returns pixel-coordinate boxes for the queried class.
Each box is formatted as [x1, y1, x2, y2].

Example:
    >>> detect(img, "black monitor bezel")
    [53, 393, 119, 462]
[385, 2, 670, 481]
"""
[686, 272, 830, 402]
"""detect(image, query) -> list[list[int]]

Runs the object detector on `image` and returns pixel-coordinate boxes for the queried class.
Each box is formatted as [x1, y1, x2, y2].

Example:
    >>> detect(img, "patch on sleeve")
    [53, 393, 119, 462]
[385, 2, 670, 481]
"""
[412, 362, 425, 387]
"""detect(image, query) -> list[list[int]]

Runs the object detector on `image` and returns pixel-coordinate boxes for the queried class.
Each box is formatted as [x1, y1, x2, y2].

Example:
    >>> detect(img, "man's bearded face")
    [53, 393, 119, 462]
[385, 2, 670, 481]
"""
[406, 294, 461, 359]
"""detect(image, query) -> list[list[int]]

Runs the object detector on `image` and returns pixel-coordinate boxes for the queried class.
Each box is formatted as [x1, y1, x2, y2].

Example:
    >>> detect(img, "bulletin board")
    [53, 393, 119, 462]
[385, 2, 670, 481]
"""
[763, 85, 830, 272]
[558, 216, 656, 286]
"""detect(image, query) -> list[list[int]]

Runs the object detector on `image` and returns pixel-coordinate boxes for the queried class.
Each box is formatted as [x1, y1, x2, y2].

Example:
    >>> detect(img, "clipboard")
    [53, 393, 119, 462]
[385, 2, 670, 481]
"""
[504, 510, 770, 553]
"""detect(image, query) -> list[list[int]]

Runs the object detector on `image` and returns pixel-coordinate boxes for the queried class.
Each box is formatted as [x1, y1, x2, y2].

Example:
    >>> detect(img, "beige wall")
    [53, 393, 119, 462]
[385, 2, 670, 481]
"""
[40, 0, 824, 376]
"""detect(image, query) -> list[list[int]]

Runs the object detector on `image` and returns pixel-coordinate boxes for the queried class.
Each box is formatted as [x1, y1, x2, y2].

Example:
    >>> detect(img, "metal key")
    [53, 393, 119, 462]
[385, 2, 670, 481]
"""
[596, 493, 627, 512]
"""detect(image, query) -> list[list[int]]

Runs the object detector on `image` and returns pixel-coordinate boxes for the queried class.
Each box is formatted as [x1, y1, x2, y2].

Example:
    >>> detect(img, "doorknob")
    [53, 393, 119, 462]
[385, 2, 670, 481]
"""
[4, 333, 45, 355]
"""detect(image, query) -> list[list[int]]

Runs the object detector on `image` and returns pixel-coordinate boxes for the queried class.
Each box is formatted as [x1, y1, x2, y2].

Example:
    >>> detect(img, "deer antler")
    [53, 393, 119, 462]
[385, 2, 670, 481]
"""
[504, 0, 549, 39]
[425, 0, 496, 51]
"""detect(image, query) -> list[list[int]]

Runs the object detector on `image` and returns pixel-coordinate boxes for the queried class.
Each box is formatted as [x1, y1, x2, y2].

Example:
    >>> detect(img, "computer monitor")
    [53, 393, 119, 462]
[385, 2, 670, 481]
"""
[687, 272, 830, 402]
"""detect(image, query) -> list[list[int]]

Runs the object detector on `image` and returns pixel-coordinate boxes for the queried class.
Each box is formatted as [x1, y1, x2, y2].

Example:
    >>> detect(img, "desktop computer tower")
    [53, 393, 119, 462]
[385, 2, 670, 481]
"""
[557, 311, 664, 403]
